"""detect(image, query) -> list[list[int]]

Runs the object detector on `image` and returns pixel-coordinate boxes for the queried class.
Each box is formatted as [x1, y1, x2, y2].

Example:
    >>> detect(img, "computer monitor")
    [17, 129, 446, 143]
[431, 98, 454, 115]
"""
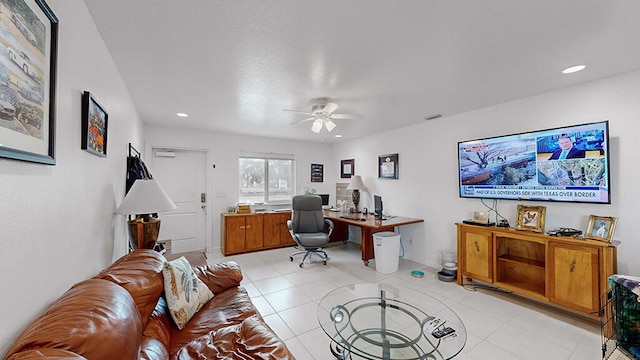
[318, 194, 330, 208]
[374, 195, 383, 220]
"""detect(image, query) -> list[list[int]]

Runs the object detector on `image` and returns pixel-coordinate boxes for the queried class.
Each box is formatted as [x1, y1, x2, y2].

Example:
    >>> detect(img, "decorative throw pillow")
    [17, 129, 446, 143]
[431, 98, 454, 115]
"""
[162, 256, 214, 330]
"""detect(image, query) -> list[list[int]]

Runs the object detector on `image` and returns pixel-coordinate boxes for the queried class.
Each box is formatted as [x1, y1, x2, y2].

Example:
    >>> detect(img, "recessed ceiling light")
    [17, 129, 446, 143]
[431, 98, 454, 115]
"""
[562, 65, 586, 74]
[334, 134, 342, 138]
[176, 112, 189, 117]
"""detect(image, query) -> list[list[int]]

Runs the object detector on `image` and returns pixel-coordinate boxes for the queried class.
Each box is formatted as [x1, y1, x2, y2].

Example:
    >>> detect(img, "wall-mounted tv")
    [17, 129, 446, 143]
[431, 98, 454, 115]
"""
[458, 120, 610, 204]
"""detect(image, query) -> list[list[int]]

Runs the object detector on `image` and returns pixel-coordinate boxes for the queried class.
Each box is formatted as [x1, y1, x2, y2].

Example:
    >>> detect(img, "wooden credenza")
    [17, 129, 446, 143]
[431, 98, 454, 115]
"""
[221, 212, 294, 255]
[456, 223, 617, 316]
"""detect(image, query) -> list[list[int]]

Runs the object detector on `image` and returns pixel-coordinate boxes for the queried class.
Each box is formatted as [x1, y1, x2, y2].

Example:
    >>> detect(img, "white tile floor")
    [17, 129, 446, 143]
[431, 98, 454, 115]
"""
[206, 242, 606, 360]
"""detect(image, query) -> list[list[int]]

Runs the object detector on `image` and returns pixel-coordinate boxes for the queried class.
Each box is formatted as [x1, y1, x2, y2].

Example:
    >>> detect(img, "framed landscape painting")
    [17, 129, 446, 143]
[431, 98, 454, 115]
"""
[0, 0, 58, 164]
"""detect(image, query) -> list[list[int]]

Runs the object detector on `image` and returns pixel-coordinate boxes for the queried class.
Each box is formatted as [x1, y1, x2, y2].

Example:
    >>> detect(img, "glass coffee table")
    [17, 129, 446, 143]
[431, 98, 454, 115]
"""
[317, 283, 466, 360]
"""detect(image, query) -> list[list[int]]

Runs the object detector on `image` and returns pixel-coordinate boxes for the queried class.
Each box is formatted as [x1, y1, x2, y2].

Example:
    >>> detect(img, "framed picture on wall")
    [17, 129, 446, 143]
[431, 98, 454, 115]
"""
[378, 153, 399, 179]
[311, 163, 323, 182]
[0, 0, 58, 165]
[341, 159, 354, 178]
[81, 91, 108, 157]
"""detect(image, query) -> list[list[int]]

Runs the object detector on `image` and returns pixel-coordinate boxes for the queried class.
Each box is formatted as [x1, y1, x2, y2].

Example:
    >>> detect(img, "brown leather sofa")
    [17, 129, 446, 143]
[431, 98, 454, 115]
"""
[3, 250, 294, 359]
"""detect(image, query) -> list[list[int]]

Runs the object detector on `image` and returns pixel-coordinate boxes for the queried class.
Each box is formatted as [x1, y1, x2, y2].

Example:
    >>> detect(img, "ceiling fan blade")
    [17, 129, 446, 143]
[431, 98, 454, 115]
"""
[323, 102, 339, 115]
[290, 116, 317, 125]
[283, 109, 313, 115]
[329, 113, 364, 120]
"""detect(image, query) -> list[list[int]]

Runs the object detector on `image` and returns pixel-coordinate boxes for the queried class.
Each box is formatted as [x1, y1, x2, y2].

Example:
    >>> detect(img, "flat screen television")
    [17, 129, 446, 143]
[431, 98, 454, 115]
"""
[457, 120, 610, 204]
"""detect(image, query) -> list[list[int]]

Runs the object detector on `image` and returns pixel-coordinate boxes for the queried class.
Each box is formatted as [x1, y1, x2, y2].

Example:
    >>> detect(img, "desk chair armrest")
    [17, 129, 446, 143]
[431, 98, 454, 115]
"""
[324, 218, 334, 236]
[287, 219, 294, 240]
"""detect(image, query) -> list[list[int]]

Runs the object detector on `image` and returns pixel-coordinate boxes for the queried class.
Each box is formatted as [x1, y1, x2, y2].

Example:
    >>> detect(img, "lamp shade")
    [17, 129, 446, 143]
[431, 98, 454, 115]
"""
[116, 178, 177, 215]
[347, 175, 366, 190]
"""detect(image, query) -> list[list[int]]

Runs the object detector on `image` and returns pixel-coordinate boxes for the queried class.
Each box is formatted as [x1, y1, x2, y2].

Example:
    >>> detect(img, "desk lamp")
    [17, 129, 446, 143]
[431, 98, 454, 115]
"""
[116, 178, 177, 249]
[347, 175, 366, 213]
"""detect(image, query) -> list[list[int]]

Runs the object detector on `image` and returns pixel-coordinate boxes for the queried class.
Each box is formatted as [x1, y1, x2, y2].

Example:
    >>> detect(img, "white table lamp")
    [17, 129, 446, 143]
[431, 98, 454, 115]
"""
[116, 178, 177, 249]
[347, 175, 366, 213]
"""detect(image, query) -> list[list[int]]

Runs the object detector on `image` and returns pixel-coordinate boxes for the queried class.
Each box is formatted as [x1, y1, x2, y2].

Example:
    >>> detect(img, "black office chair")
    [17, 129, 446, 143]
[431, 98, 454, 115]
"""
[287, 195, 334, 268]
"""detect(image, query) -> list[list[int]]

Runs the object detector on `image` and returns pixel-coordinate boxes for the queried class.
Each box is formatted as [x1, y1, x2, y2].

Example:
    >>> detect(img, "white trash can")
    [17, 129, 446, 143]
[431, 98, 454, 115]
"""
[373, 231, 401, 274]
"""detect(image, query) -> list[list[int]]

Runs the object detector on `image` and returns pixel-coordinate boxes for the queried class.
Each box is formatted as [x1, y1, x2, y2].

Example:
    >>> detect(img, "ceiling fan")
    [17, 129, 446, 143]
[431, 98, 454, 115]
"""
[283, 97, 364, 133]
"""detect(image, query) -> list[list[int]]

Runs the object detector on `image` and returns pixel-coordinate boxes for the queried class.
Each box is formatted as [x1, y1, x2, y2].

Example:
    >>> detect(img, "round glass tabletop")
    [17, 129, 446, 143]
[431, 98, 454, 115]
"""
[317, 283, 466, 360]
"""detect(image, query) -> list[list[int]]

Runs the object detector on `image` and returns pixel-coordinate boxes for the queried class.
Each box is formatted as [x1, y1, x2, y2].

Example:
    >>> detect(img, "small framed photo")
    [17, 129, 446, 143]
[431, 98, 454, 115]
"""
[472, 211, 490, 224]
[378, 153, 399, 179]
[515, 205, 546, 233]
[586, 215, 617, 242]
[341, 159, 354, 178]
[81, 91, 108, 157]
[311, 163, 323, 182]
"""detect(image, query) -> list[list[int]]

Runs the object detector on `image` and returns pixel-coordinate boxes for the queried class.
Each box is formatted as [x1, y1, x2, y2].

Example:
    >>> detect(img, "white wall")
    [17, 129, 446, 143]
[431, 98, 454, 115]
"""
[334, 70, 640, 274]
[144, 125, 334, 252]
[0, 1, 143, 353]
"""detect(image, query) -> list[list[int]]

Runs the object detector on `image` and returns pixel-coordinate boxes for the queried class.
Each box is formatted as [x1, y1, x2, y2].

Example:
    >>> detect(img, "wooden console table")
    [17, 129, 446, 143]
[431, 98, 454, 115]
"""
[221, 212, 294, 256]
[324, 211, 424, 266]
[456, 223, 617, 316]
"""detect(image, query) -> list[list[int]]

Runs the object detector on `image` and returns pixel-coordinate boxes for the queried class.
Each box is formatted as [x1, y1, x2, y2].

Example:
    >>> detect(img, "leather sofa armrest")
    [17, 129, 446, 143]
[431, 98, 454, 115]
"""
[192, 261, 243, 294]
[6, 349, 87, 359]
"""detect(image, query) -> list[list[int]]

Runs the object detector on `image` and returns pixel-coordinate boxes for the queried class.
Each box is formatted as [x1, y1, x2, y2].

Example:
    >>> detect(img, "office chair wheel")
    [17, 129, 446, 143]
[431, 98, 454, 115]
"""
[323, 261, 327, 265]
[299, 263, 304, 268]
[290, 256, 294, 262]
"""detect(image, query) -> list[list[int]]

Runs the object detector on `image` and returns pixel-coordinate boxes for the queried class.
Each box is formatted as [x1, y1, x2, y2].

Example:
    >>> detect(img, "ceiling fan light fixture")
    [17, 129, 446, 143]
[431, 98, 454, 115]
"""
[325, 119, 336, 132]
[311, 119, 323, 133]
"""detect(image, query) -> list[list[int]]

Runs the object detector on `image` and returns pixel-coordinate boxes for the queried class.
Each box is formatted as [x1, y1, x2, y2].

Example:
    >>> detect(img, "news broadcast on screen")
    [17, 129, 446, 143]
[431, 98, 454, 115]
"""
[457, 120, 610, 204]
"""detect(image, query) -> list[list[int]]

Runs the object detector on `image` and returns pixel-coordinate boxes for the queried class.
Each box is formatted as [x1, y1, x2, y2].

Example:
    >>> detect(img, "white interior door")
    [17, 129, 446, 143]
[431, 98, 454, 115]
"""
[149, 148, 207, 253]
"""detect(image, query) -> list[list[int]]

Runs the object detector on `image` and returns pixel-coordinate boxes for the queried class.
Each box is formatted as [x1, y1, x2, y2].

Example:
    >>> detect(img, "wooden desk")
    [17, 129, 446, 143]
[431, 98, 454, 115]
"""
[324, 211, 424, 266]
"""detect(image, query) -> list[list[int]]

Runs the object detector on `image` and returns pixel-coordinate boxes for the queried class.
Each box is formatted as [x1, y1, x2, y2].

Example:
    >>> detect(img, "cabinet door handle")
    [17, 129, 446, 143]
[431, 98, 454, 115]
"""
[246, 225, 251, 229]
[569, 259, 576, 272]
[240, 225, 245, 229]
[474, 241, 480, 252]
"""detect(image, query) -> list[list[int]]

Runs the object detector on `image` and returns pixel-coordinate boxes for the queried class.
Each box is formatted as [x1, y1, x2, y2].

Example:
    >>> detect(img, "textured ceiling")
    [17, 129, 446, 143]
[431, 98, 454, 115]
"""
[83, 0, 640, 143]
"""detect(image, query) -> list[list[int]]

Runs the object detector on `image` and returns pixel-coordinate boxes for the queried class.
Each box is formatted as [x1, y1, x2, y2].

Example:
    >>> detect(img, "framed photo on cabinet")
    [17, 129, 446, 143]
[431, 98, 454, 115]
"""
[515, 205, 546, 233]
[586, 215, 617, 242]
